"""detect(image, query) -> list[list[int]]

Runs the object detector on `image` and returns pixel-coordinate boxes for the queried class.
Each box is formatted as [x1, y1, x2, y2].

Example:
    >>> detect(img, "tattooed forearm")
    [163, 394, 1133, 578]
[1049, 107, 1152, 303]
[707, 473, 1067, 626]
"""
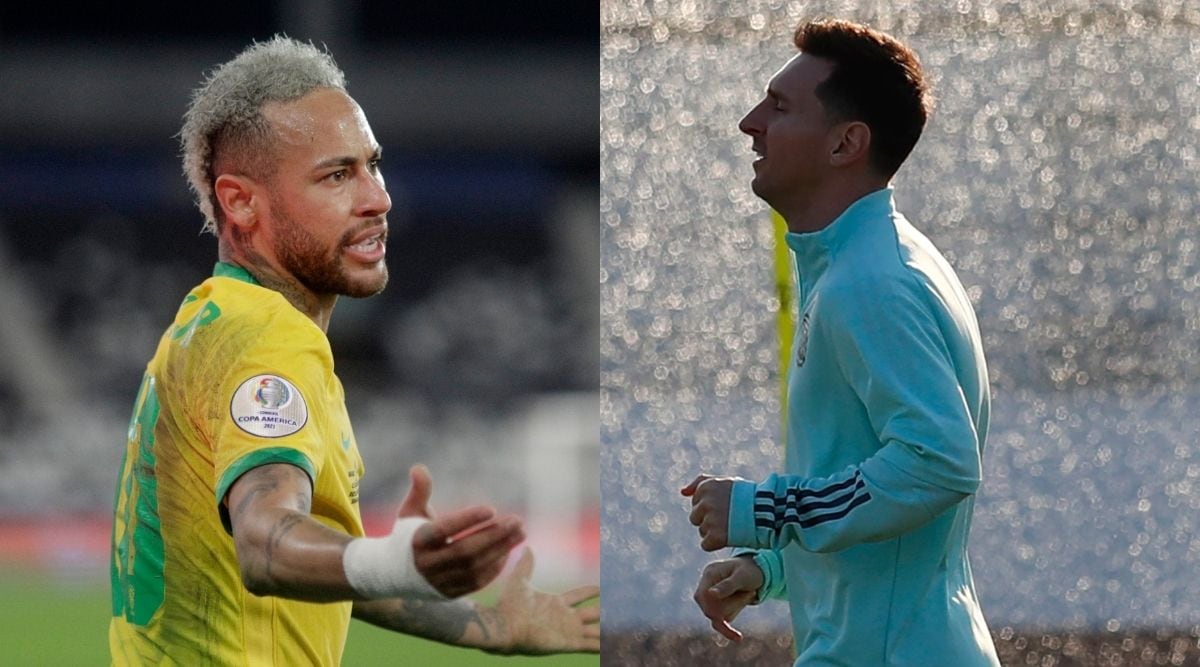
[395, 599, 473, 643]
[375, 598, 503, 646]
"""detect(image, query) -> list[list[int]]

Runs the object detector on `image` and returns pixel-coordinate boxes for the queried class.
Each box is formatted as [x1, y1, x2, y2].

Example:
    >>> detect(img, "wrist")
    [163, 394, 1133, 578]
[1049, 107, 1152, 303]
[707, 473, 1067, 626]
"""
[474, 605, 516, 655]
[343, 517, 447, 600]
[727, 479, 762, 547]
[749, 550, 779, 603]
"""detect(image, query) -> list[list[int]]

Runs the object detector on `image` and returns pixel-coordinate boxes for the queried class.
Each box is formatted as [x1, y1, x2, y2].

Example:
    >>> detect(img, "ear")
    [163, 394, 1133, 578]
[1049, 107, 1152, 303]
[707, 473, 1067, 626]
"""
[829, 121, 871, 168]
[213, 173, 260, 230]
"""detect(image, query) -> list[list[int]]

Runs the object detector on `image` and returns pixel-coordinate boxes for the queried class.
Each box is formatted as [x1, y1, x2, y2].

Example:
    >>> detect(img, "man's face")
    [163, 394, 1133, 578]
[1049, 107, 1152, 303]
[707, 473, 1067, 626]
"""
[258, 88, 391, 298]
[738, 54, 840, 211]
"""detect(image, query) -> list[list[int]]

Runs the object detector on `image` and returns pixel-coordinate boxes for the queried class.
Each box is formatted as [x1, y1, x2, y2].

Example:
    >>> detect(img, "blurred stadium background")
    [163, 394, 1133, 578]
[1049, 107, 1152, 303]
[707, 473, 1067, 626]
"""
[0, 2, 597, 665]
[602, 1, 1200, 665]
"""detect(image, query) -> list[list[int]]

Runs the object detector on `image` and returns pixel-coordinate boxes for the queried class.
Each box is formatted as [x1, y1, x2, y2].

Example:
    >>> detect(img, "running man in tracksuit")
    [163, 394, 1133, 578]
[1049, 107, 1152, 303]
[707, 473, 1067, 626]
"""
[682, 19, 1000, 666]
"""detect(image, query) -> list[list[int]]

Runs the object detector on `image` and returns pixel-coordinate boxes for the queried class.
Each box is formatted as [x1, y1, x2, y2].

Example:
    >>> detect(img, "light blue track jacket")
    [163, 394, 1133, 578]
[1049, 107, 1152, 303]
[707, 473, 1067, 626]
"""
[728, 188, 999, 666]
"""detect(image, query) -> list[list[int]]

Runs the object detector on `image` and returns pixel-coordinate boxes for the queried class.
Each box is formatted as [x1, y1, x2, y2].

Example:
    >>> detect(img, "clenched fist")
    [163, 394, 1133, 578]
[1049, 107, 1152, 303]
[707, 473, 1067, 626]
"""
[681, 474, 743, 551]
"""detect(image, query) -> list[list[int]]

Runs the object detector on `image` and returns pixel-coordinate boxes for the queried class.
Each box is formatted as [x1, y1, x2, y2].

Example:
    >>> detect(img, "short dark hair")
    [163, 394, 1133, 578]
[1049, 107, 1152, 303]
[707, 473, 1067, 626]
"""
[794, 19, 932, 178]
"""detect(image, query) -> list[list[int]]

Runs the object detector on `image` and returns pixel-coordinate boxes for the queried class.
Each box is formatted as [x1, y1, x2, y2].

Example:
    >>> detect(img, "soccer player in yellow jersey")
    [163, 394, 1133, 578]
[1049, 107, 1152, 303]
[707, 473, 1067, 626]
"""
[109, 36, 600, 664]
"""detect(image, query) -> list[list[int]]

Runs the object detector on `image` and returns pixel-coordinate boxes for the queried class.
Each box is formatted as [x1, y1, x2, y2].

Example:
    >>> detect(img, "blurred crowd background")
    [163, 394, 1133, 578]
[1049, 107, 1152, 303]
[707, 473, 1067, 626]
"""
[601, 0, 1200, 650]
[0, 0, 598, 595]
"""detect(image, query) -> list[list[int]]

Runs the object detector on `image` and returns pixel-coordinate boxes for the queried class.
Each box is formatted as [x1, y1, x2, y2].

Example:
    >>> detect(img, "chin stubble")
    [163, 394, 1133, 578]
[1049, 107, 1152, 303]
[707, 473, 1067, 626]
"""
[275, 217, 388, 299]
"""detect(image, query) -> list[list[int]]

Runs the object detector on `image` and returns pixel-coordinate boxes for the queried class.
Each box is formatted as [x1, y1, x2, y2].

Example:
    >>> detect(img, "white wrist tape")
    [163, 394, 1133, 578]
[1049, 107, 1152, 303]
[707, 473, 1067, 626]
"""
[343, 517, 448, 600]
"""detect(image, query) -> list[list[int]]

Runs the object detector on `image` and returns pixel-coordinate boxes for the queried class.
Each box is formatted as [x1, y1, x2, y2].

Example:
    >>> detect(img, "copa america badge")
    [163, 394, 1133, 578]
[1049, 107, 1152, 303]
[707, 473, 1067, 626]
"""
[230, 374, 308, 437]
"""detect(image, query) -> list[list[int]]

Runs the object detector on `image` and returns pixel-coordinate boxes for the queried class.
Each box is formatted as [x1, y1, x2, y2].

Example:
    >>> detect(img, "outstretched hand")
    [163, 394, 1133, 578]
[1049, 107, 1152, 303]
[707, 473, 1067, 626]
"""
[398, 465, 525, 598]
[492, 547, 600, 655]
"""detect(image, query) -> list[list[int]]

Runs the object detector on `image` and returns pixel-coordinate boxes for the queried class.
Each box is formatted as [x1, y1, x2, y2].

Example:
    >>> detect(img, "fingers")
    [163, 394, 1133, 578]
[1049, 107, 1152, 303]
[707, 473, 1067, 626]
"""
[708, 576, 740, 598]
[696, 560, 733, 589]
[695, 582, 746, 642]
[560, 584, 600, 607]
[578, 636, 601, 653]
[700, 530, 728, 552]
[690, 505, 728, 551]
[686, 477, 732, 550]
[413, 505, 497, 548]
[428, 512, 523, 554]
[396, 464, 434, 519]
[576, 605, 600, 625]
[712, 618, 744, 642]
[680, 474, 712, 497]
[574, 604, 601, 653]
[413, 512, 525, 597]
[693, 560, 758, 642]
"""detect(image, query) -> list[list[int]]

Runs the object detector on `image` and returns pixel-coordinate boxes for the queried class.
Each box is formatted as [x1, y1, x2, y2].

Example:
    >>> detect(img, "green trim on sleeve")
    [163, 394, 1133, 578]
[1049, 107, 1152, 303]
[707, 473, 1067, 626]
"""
[751, 549, 787, 602]
[215, 447, 316, 533]
[212, 262, 261, 286]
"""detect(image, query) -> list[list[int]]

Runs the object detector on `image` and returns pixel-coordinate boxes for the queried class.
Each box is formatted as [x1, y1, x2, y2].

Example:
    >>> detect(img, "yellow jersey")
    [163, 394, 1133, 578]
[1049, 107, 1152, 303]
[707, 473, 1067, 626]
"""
[110, 262, 365, 666]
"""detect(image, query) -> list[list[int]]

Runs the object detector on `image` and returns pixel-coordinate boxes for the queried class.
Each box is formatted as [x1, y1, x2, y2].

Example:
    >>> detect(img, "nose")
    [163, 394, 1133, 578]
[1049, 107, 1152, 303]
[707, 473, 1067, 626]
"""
[357, 169, 392, 219]
[738, 104, 762, 138]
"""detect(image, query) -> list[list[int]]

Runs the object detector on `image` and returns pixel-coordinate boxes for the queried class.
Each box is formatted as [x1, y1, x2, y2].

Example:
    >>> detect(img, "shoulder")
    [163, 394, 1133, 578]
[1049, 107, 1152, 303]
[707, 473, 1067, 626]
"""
[170, 278, 331, 378]
[816, 257, 940, 344]
[818, 274, 929, 337]
[203, 277, 297, 325]
[820, 243, 924, 312]
[200, 278, 324, 344]
[890, 216, 956, 284]
[824, 215, 949, 310]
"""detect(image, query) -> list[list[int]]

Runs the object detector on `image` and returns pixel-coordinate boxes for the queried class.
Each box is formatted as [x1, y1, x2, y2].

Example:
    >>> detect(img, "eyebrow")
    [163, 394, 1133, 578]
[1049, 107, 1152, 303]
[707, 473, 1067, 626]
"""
[314, 147, 383, 171]
[766, 86, 788, 103]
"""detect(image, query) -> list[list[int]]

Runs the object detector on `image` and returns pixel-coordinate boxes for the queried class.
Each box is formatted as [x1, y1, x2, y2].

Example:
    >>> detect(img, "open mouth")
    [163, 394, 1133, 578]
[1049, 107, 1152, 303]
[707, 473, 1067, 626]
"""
[347, 233, 383, 253]
[343, 227, 387, 263]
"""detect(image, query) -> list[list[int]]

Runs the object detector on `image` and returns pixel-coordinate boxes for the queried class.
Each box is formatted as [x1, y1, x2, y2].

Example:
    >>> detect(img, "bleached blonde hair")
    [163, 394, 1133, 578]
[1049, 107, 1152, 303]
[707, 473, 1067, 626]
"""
[180, 35, 346, 234]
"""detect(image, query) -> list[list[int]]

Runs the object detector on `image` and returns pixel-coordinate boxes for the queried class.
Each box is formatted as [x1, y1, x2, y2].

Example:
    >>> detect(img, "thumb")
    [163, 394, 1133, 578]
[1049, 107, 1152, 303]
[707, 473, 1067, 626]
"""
[511, 546, 535, 583]
[708, 576, 740, 599]
[397, 464, 433, 519]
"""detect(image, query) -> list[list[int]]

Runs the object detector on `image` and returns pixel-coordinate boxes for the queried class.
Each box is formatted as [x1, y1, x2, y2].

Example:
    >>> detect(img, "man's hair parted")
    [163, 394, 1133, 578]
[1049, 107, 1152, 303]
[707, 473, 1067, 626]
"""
[180, 35, 347, 234]
[794, 19, 932, 178]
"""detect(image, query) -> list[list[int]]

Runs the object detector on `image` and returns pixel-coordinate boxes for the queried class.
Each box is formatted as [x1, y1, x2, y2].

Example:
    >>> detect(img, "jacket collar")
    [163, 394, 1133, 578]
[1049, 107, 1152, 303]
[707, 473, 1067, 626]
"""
[783, 187, 895, 278]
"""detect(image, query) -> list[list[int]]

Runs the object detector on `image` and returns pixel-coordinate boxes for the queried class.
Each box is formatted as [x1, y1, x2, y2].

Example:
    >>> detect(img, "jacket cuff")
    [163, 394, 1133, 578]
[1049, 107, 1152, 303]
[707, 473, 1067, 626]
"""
[727, 479, 761, 548]
[750, 549, 785, 603]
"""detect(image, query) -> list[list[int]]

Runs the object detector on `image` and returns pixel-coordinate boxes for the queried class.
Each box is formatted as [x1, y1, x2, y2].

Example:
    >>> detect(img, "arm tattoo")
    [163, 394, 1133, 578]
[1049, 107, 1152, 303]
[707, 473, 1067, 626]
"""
[232, 467, 283, 521]
[230, 464, 313, 593]
[295, 491, 312, 514]
[264, 512, 305, 581]
[387, 599, 497, 645]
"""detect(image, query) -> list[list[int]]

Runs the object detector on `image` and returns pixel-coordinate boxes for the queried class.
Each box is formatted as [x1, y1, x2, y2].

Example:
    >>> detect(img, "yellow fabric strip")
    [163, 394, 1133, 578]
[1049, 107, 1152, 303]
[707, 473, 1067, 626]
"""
[771, 209, 795, 435]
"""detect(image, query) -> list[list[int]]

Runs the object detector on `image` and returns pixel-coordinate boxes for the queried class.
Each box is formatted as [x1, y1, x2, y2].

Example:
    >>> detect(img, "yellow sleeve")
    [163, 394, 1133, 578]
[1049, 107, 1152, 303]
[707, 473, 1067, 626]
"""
[211, 310, 332, 531]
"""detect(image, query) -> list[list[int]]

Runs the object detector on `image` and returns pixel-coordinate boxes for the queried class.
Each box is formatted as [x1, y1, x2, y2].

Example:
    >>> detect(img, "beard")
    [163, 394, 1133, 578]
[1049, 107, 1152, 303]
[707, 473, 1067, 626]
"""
[271, 203, 389, 299]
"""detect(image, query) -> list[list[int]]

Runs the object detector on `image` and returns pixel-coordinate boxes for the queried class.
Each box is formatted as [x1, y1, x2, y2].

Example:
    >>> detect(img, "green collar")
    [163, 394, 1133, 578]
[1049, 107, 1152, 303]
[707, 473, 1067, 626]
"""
[212, 262, 261, 286]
